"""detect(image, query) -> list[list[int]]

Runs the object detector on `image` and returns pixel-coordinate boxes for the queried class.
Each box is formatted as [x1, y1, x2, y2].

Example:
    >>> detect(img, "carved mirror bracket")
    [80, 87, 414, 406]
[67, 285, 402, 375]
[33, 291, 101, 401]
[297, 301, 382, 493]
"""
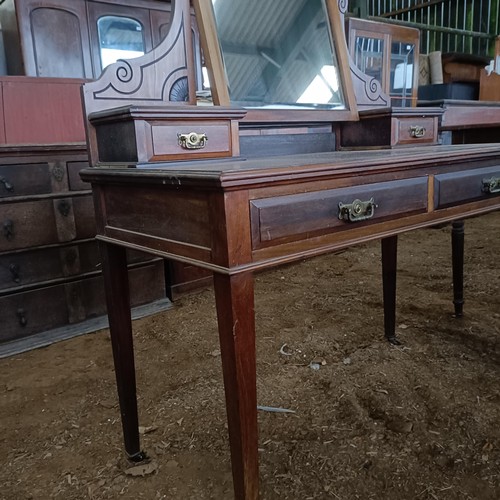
[338, 0, 390, 108]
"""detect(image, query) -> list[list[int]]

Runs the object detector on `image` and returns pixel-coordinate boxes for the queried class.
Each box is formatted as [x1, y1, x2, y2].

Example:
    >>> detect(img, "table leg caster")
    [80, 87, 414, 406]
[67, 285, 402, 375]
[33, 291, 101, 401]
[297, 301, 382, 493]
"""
[127, 450, 149, 463]
[386, 335, 401, 346]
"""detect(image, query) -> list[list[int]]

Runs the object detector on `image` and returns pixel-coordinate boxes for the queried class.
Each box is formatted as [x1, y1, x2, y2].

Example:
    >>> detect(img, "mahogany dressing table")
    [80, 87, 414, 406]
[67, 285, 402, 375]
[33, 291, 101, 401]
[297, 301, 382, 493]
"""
[80, 1, 500, 498]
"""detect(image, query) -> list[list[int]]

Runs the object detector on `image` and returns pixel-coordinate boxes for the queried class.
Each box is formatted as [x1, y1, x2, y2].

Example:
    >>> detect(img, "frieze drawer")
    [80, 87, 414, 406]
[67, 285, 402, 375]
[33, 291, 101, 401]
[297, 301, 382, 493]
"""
[434, 165, 500, 208]
[0, 195, 95, 251]
[250, 177, 428, 249]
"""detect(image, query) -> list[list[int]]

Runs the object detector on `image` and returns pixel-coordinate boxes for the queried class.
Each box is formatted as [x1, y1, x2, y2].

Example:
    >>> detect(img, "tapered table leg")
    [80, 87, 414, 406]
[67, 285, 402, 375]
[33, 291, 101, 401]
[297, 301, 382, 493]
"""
[381, 235, 399, 345]
[213, 272, 259, 500]
[451, 220, 465, 318]
[100, 242, 144, 461]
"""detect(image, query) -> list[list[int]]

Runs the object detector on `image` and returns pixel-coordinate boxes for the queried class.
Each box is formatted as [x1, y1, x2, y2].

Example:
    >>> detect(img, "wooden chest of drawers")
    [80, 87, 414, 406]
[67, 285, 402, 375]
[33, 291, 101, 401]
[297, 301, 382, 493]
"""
[0, 144, 167, 352]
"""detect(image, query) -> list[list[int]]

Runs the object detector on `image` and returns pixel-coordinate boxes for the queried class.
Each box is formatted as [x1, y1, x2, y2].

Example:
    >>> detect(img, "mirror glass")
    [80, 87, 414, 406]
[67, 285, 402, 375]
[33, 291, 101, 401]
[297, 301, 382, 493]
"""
[390, 41, 415, 107]
[353, 36, 384, 88]
[98, 16, 146, 70]
[210, 0, 346, 109]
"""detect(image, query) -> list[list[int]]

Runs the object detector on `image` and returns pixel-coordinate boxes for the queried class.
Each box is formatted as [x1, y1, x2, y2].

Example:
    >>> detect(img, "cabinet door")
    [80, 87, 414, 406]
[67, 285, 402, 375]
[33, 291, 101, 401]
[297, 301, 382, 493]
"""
[87, 1, 153, 77]
[15, 0, 93, 78]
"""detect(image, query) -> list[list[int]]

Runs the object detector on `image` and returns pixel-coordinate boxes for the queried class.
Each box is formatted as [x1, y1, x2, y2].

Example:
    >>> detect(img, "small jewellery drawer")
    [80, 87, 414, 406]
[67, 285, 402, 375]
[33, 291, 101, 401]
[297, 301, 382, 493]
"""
[150, 120, 232, 161]
[250, 177, 428, 248]
[434, 165, 500, 208]
[393, 116, 437, 145]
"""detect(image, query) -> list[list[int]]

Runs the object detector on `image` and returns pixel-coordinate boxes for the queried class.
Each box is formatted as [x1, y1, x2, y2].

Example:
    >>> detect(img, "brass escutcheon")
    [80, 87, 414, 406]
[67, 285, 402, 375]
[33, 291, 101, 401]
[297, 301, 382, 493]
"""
[177, 132, 208, 150]
[338, 198, 376, 223]
[482, 176, 500, 194]
[409, 125, 426, 138]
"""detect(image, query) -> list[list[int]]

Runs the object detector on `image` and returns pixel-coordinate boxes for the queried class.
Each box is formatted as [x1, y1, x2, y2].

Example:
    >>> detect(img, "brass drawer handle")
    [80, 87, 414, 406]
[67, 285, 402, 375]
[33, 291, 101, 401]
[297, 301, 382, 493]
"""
[409, 126, 426, 138]
[3, 219, 14, 240]
[177, 132, 208, 150]
[0, 176, 14, 193]
[482, 176, 500, 194]
[338, 198, 377, 223]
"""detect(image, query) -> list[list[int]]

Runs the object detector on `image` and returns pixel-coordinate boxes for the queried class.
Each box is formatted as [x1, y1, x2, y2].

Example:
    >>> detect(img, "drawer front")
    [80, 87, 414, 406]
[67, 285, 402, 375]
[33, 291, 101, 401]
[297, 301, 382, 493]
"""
[0, 241, 159, 292]
[0, 163, 53, 198]
[0, 260, 165, 343]
[150, 120, 231, 160]
[0, 241, 99, 292]
[0, 195, 95, 251]
[394, 117, 437, 145]
[434, 165, 500, 208]
[67, 161, 91, 191]
[251, 177, 428, 248]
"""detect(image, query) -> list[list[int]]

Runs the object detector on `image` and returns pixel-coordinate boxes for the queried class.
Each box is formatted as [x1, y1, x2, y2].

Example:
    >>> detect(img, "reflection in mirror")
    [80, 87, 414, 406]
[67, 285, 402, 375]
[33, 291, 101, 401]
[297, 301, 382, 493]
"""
[210, 0, 345, 109]
[354, 37, 384, 87]
[390, 42, 415, 107]
[98, 16, 146, 70]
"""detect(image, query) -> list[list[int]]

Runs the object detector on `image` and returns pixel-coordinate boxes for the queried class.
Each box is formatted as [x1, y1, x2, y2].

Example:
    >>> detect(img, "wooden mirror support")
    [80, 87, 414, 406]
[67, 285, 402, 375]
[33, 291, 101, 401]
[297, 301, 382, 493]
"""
[337, 0, 390, 109]
[81, 0, 391, 168]
[193, 0, 374, 122]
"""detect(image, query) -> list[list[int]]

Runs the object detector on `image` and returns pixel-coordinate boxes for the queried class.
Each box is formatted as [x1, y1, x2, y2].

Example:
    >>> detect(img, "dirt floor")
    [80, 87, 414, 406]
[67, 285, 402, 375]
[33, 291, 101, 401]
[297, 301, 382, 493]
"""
[1, 212, 500, 500]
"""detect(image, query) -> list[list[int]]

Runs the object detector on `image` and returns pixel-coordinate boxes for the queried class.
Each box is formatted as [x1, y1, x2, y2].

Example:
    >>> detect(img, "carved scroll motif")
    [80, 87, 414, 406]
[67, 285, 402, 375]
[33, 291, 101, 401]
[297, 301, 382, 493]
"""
[338, 0, 390, 108]
[87, 0, 195, 106]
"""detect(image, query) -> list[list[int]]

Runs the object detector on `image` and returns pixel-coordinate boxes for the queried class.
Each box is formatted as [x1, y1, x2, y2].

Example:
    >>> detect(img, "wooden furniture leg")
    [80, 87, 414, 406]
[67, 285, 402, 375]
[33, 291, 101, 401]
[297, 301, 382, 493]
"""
[451, 220, 465, 317]
[100, 242, 145, 462]
[381, 235, 399, 345]
[213, 272, 259, 500]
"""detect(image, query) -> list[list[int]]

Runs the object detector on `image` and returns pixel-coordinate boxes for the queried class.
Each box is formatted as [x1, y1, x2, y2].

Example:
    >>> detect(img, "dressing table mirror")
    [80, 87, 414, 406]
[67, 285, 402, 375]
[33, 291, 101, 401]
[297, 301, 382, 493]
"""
[79, 1, 500, 499]
[195, 0, 357, 117]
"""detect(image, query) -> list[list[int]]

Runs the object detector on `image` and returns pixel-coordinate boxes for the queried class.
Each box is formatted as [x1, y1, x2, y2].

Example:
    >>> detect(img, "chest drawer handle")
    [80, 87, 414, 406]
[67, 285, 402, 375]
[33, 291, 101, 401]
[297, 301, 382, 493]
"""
[338, 198, 377, 223]
[482, 176, 500, 194]
[57, 200, 71, 217]
[177, 132, 208, 150]
[0, 176, 14, 192]
[17, 308, 27, 327]
[409, 126, 426, 138]
[3, 219, 14, 240]
[9, 263, 20, 283]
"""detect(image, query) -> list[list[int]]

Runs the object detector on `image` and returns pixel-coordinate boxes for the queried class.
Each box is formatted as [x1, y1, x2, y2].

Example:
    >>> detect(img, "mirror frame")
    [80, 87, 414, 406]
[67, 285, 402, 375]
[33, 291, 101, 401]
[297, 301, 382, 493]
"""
[193, 0, 358, 122]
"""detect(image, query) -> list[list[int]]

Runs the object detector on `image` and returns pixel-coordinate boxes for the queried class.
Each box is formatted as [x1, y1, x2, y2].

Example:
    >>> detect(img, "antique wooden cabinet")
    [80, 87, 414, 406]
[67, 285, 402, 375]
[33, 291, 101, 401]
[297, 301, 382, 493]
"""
[0, 143, 167, 354]
[0, 0, 201, 80]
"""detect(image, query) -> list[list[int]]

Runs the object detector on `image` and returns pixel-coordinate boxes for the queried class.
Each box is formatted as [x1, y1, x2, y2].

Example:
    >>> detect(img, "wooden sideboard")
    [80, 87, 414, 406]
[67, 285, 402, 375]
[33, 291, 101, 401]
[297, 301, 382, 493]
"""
[81, 142, 500, 499]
